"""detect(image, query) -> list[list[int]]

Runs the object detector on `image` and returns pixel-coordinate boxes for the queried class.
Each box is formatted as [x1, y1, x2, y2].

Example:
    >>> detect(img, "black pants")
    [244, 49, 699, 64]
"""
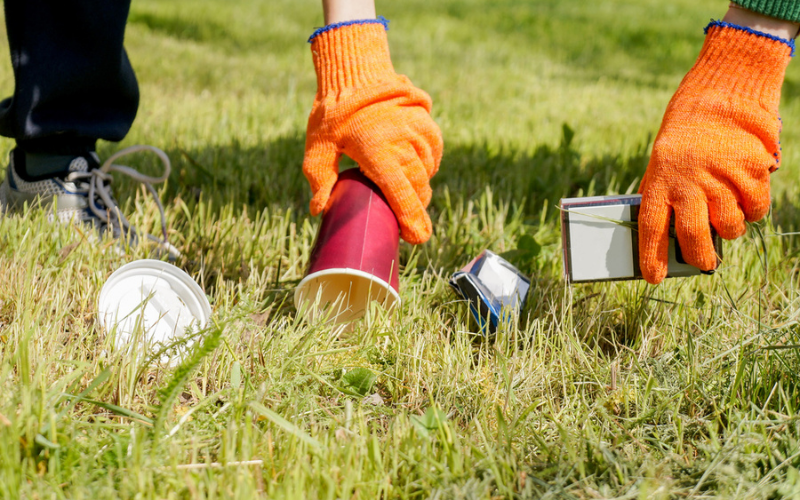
[0, 0, 138, 155]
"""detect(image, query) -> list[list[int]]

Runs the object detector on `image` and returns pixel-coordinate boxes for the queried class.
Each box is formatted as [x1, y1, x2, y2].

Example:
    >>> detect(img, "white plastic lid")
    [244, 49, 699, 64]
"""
[98, 260, 212, 354]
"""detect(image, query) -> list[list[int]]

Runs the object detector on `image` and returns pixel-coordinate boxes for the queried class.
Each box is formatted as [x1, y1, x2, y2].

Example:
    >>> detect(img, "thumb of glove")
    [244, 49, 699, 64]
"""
[302, 138, 340, 216]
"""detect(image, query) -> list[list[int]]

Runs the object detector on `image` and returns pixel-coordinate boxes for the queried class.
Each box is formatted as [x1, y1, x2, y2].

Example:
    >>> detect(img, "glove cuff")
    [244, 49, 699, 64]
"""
[309, 17, 395, 95]
[684, 21, 793, 110]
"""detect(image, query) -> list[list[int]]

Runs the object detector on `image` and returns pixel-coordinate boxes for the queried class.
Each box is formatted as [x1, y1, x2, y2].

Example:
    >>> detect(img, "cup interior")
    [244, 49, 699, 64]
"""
[294, 268, 400, 324]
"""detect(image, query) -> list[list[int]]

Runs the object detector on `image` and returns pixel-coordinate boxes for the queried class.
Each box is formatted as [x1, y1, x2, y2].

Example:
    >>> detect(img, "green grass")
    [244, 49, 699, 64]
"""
[2, 0, 800, 498]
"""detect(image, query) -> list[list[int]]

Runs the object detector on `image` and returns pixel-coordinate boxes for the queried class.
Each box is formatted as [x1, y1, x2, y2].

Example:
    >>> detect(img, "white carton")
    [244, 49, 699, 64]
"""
[560, 194, 721, 283]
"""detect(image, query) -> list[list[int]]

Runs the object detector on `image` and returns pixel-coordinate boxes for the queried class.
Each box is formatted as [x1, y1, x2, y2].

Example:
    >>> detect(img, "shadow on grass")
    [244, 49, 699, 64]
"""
[119, 124, 649, 276]
[131, 124, 650, 229]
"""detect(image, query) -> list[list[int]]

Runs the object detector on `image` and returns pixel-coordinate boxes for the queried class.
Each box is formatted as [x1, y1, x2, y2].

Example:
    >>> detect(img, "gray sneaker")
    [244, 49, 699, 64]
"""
[0, 145, 179, 258]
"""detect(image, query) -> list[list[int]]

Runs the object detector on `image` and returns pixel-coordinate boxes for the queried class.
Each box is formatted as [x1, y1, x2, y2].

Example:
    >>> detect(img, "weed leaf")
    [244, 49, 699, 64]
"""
[155, 325, 223, 436]
[341, 368, 377, 397]
[411, 406, 448, 437]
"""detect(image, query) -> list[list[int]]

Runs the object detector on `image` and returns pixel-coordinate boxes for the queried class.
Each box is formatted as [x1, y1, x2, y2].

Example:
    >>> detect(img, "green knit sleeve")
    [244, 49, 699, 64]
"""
[732, 0, 800, 23]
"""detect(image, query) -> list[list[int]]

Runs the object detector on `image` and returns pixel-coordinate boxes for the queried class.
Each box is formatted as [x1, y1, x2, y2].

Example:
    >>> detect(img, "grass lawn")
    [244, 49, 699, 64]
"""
[3, 0, 800, 498]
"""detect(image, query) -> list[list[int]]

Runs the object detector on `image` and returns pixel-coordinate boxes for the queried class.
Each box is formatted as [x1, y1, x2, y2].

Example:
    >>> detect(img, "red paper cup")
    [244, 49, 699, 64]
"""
[294, 169, 401, 323]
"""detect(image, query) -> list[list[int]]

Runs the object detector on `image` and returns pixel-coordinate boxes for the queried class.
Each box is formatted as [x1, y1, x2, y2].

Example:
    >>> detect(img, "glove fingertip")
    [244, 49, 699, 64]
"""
[680, 241, 718, 272]
[399, 211, 432, 245]
[697, 251, 719, 272]
[309, 182, 335, 216]
[716, 223, 746, 241]
[742, 198, 771, 222]
[642, 262, 668, 285]
[638, 195, 671, 285]
[713, 212, 746, 240]
[309, 199, 324, 217]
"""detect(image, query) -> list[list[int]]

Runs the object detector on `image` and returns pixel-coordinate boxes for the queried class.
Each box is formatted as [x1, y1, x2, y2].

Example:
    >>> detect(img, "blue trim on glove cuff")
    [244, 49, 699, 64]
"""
[705, 20, 796, 56]
[308, 16, 389, 43]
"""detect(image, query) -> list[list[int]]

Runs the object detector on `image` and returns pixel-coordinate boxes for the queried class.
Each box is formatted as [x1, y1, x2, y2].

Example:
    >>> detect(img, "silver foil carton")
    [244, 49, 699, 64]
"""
[450, 250, 531, 334]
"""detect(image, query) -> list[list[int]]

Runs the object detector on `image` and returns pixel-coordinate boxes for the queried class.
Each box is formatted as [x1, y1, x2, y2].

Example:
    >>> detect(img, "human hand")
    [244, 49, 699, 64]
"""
[638, 21, 793, 284]
[302, 19, 443, 244]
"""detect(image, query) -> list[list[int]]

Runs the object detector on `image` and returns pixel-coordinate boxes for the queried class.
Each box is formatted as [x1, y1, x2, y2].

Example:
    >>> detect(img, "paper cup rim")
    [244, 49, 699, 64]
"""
[294, 267, 401, 309]
[97, 259, 212, 333]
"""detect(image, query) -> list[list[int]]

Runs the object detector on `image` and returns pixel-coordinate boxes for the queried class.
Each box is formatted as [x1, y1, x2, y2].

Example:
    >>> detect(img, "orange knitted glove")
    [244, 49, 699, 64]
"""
[638, 21, 793, 284]
[303, 19, 443, 244]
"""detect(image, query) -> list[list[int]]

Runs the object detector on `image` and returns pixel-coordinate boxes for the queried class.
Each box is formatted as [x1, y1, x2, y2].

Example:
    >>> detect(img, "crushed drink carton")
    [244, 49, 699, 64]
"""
[560, 194, 722, 283]
[450, 250, 531, 334]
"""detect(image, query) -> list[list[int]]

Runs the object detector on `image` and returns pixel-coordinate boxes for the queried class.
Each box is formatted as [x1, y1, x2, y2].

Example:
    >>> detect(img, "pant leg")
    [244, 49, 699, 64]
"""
[0, 0, 139, 156]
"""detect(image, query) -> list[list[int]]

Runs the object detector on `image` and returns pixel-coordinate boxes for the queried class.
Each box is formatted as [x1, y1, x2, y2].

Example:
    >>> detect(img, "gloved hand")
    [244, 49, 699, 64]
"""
[638, 21, 793, 284]
[303, 19, 443, 244]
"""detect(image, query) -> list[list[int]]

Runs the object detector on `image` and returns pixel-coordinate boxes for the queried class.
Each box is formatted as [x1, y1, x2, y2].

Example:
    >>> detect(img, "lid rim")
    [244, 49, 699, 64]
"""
[97, 259, 211, 336]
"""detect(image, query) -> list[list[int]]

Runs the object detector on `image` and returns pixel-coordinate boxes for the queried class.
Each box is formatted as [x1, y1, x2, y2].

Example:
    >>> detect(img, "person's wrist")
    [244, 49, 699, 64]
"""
[725, 3, 800, 39]
[309, 21, 395, 94]
[687, 22, 792, 108]
[323, 0, 376, 25]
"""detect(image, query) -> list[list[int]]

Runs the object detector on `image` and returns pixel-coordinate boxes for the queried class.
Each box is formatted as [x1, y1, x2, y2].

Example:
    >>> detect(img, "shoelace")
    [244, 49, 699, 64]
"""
[64, 145, 178, 257]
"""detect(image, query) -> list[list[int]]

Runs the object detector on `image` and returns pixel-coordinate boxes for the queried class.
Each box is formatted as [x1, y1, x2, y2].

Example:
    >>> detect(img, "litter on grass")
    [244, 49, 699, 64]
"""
[97, 259, 212, 363]
[560, 194, 722, 283]
[450, 250, 530, 334]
